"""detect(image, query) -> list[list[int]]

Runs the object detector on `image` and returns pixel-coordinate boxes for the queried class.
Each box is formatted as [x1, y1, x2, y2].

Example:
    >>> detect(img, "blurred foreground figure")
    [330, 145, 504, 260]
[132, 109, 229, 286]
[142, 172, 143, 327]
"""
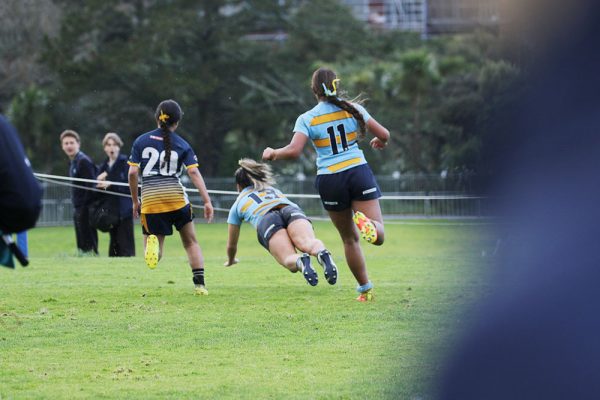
[438, 1, 600, 399]
[0, 115, 42, 267]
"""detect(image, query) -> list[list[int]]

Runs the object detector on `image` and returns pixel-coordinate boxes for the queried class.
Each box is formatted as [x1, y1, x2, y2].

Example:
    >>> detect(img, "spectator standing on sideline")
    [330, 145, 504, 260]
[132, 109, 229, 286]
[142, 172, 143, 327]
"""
[96, 132, 135, 257]
[60, 130, 98, 255]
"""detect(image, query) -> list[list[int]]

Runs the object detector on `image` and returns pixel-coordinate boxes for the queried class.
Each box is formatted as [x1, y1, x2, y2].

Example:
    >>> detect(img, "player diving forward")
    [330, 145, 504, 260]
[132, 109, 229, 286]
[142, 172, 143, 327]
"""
[225, 159, 337, 286]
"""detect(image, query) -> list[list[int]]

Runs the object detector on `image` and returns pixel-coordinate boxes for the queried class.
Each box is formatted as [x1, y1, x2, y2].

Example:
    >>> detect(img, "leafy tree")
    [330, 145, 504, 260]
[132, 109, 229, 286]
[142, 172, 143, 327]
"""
[397, 49, 442, 172]
[43, 0, 291, 174]
[7, 86, 61, 172]
[19, 0, 520, 178]
[0, 0, 60, 110]
[286, 0, 370, 64]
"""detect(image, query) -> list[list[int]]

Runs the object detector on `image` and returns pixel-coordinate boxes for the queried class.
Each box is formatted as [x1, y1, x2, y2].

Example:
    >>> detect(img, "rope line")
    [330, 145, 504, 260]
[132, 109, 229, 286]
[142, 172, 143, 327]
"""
[37, 176, 132, 198]
[33, 172, 486, 200]
[35, 174, 229, 212]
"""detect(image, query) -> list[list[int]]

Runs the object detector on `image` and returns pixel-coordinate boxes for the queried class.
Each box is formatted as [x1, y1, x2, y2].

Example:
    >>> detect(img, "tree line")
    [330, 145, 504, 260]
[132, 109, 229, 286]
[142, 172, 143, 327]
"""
[0, 0, 521, 177]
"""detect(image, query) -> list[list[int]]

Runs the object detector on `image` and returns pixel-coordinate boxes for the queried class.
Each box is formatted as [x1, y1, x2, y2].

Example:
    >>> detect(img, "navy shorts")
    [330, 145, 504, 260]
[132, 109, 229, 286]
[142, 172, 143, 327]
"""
[141, 204, 194, 236]
[315, 164, 381, 211]
[256, 205, 310, 250]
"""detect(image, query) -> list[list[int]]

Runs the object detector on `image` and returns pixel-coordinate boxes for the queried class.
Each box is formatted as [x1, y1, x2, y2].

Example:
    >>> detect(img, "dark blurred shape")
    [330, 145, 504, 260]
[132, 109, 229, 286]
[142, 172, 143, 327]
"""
[437, 1, 600, 399]
[0, 115, 42, 234]
[0, 115, 42, 268]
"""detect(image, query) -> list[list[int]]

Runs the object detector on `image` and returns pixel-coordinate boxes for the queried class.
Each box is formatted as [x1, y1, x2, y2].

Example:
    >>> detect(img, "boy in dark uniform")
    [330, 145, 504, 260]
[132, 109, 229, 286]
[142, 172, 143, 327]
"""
[60, 129, 98, 255]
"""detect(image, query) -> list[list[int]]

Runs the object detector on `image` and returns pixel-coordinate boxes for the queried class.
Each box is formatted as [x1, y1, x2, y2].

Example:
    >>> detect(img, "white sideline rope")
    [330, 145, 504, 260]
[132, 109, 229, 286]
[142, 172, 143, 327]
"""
[33, 172, 486, 200]
[34, 173, 130, 187]
[34, 173, 230, 212]
[37, 176, 132, 198]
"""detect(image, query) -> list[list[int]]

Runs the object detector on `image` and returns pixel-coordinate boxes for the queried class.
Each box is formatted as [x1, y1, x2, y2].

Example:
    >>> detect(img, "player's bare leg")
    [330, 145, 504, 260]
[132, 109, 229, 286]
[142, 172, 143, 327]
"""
[287, 219, 337, 285]
[179, 222, 207, 295]
[328, 209, 368, 284]
[269, 229, 318, 286]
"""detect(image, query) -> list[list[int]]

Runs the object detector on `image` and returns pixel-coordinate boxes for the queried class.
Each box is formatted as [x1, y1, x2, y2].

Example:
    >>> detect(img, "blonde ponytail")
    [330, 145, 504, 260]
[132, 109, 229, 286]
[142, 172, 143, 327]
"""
[235, 158, 275, 191]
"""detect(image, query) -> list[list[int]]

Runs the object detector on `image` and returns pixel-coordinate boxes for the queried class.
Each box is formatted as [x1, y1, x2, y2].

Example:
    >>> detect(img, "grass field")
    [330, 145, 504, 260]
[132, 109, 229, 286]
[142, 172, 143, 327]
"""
[0, 221, 495, 399]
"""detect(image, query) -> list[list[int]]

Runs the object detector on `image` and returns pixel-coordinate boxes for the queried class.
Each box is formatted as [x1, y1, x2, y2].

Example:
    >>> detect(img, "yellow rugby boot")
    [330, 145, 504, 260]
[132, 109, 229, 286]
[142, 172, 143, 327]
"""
[353, 211, 378, 244]
[356, 289, 374, 302]
[194, 285, 209, 296]
[144, 234, 159, 269]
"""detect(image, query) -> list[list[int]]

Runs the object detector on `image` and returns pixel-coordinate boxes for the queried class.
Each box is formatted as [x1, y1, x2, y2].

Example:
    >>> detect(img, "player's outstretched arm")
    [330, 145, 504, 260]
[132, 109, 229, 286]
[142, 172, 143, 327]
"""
[262, 132, 308, 161]
[225, 224, 240, 266]
[187, 167, 213, 223]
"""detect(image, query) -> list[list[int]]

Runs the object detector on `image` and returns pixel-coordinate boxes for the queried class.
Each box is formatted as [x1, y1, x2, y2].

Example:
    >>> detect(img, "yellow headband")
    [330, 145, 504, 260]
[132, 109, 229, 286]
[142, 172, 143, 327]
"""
[322, 78, 341, 97]
[158, 110, 170, 123]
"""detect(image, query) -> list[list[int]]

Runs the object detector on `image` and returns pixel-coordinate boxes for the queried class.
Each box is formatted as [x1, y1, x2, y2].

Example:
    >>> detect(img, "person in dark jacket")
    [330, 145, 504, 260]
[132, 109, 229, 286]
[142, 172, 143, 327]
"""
[60, 129, 98, 255]
[0, 115, 42, 234]
[96, 132, 135, 257]
[0, 115, 42, 267]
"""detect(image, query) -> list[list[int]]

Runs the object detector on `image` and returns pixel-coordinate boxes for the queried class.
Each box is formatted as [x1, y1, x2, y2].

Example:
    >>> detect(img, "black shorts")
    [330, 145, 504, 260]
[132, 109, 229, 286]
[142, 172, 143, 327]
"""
[141, 204, 194, 236]
[256, 205, 310, 250]
[315, 164, 381, 211]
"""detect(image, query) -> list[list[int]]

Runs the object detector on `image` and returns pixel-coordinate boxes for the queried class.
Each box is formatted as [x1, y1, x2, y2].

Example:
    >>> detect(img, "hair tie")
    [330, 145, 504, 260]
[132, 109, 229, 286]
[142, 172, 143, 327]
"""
[158, 110, 170, 123]
[322, 78, 340, 96]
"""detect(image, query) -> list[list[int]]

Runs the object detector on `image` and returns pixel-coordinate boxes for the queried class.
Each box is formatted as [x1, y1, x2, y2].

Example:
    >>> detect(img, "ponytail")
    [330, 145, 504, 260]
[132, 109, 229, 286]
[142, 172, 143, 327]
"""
[327, 97, 366, 140]
[160, 126, 172, 169]
[311, 67, 367, 140]
[155, 100, 182, 169]
[234, 158, 275, 191]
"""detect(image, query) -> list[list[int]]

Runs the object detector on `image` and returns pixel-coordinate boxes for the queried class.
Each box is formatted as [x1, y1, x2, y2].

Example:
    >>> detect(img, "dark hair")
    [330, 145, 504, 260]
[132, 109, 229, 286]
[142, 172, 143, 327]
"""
[154, 99, 182, 169]
[311, 67, 366, 140]
[234, 158, 275, 191]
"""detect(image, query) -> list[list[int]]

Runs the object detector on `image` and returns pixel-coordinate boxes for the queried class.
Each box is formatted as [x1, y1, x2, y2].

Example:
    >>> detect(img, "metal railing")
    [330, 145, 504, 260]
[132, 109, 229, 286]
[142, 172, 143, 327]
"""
[34, 174, 488, 226]
[341, 0, 500, 33]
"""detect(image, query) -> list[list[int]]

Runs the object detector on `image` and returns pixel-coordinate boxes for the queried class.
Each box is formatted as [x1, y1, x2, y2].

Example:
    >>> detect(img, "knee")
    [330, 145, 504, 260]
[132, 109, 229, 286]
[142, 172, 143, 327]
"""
[292, 236, 313, 253]
[341, 231, 360, 246]
[181, 236, 198, 249]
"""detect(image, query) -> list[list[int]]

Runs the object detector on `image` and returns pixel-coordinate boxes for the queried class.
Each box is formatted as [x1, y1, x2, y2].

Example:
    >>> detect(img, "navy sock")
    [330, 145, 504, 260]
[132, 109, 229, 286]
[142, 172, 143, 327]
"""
[192, 268, 205, 286]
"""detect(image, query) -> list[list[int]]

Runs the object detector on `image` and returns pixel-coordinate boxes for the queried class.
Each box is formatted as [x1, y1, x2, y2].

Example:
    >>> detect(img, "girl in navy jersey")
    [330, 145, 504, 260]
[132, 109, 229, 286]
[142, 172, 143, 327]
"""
[262, 67, 390, 301]
[128, 99, 214, 295]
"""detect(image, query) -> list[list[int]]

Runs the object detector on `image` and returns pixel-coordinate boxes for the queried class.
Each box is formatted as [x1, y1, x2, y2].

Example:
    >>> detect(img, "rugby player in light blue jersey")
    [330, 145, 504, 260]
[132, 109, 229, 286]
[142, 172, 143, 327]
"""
[262, 67, 391, 302]
[128, 99, 214, 296]
[225, 159, 337, 287]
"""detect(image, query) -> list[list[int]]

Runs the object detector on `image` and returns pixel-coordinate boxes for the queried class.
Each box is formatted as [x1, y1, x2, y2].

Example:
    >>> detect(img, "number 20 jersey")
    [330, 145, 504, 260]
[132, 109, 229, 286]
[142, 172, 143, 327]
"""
[128, 128, 199, 214]
[227, 186, 297, 228]
[293, 101, 372, 175]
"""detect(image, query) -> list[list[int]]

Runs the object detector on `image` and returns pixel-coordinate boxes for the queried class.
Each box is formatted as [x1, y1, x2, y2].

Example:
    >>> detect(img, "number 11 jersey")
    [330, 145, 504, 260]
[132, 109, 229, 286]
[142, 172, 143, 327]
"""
[128, 128, 199, 214]
[293, 101, 372, 175]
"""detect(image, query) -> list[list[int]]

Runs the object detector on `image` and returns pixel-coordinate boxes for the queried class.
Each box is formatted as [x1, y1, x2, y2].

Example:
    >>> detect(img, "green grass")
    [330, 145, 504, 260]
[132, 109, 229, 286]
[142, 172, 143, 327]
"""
[0, 221, 495, 399]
